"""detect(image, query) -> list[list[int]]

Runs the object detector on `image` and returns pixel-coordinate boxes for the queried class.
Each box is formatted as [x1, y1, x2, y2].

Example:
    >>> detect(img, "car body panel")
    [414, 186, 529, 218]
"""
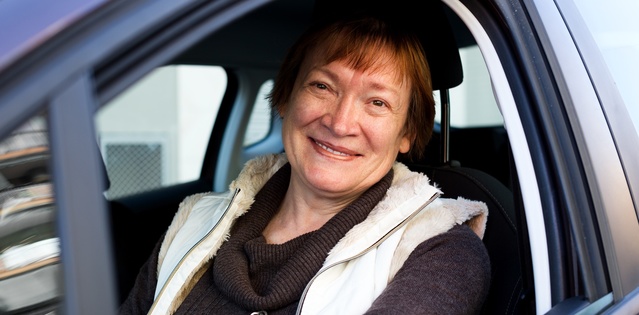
[527, 0, 639, 303]
[0, 0, 106, 72]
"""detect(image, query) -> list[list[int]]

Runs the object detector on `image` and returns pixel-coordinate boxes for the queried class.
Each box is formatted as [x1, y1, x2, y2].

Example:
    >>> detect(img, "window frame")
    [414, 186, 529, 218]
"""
[526, 0, 639, 304]
[48, 73, 116, 315]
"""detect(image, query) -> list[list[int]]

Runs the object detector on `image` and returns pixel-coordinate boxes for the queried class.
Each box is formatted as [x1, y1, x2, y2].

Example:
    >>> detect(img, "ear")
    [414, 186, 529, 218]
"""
[399, 132, 413, 154]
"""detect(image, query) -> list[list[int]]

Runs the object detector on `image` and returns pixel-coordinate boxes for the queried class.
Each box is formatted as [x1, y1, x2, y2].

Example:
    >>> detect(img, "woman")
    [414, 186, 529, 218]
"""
[120, 14, 490, 315]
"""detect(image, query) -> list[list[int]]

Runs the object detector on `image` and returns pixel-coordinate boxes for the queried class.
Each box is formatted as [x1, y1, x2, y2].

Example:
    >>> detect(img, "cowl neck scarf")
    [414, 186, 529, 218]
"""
[213, 163, 393, 311]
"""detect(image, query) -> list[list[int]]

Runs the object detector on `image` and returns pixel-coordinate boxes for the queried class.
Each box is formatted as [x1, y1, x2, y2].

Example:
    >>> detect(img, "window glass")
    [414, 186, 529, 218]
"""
[573, 0, 639, 135]
[244, 80, 273, 146]
[96, 65, 226, 199]
[435, 45, 503, 128]
[0, 114, 60, 314]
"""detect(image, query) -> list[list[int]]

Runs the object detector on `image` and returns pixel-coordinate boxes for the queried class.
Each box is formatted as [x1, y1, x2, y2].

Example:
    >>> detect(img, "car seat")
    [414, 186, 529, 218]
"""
[406, 160, 523, 315]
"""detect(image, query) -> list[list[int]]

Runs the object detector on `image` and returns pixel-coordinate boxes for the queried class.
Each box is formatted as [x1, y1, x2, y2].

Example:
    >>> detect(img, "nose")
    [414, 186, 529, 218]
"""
[321, 96, 358, 136]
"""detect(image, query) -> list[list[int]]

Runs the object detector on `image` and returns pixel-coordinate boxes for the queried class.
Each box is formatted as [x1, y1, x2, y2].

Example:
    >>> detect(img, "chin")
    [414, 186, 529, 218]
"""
[305, 170, 357, 193]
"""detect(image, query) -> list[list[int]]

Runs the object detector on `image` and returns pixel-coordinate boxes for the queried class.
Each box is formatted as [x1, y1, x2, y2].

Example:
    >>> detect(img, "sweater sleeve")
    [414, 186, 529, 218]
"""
[365, 224, 491, 315]
[118, 233, 164, 315]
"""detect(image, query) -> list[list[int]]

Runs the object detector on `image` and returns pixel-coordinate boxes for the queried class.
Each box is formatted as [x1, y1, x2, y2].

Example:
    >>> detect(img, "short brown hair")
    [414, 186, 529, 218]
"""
[269, 15, 435, 160]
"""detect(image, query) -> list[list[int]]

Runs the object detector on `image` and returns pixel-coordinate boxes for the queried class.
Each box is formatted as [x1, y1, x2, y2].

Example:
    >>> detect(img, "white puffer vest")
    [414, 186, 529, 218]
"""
[148, 154, 488, 315]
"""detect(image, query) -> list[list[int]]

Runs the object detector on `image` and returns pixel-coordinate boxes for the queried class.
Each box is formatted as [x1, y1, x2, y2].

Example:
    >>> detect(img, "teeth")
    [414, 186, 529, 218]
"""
[315, 140, 350, 156]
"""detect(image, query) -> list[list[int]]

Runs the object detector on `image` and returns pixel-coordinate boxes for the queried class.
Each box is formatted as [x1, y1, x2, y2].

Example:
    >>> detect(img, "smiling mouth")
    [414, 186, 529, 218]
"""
[313, 139, 356, 157]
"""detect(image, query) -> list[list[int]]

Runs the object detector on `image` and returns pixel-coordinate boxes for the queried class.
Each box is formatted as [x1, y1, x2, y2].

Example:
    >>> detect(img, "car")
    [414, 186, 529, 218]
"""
[0, 0, 637, 314]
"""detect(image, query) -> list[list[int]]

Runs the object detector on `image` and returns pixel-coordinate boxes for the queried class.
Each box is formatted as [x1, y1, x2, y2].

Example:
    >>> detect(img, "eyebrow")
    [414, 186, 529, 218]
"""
[311, 65, 403, 97]
[368, 80, 400, 96]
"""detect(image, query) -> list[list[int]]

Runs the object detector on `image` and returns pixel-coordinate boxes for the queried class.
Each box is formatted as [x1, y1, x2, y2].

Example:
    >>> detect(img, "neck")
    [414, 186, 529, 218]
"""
[262, 179, 358, 244]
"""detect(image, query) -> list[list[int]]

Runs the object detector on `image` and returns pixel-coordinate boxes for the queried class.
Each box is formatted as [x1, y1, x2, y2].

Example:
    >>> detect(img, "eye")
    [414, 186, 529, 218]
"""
[313, 82, 328, 90]
[372, 99, 386, 107]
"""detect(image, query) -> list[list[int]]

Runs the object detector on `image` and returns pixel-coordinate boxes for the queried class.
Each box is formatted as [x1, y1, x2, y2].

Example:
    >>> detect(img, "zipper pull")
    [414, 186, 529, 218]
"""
[250, 312, 267, 315]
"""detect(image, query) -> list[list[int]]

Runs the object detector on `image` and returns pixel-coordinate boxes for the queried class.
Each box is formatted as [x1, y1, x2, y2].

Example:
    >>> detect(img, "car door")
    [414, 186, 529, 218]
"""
[0, 0, 274, 313]
[442, 0, 639, 314]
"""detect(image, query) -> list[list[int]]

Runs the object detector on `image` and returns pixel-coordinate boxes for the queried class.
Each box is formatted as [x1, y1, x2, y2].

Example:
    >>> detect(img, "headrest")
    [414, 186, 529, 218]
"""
[312, 0, 463, 90]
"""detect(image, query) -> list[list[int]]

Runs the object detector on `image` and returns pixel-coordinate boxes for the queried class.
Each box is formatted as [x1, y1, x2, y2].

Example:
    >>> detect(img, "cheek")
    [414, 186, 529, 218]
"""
[287, 94, 324, 126]
[364, 118, 408, 151]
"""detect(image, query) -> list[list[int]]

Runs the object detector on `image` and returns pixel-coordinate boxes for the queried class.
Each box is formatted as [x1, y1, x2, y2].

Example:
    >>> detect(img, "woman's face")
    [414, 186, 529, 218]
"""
[281, 50, 412, 200]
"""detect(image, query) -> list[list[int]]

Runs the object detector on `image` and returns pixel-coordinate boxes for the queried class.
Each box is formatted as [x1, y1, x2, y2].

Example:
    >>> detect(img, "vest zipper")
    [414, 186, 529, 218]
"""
[149, 189, 240, 314]
[294, 193, 439, 315]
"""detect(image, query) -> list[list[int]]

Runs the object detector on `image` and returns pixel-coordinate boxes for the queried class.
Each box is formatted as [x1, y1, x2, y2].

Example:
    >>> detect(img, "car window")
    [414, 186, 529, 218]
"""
[435, 45, 503, 128]
[244, 79, 273, 147]
[0, 114, 60, 314]
[95, 65, 226, 199]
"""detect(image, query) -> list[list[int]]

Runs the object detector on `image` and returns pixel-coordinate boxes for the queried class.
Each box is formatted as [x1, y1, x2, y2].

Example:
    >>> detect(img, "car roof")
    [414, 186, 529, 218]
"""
[0, 0, 106, 72]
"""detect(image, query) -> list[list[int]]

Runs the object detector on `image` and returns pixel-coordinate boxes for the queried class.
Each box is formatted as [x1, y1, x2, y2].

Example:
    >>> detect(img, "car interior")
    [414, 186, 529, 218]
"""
[96, 0, 530, 313]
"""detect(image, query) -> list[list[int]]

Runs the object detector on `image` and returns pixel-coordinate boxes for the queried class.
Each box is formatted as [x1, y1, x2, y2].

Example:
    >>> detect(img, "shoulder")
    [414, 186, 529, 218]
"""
[408, 225, 490, 304]
[406, 224, 491, 295]
[407, 223, 489, 265]
[417, 224, 489, 262]
[158, 191, 235, 263]
[369, 225, 491, 314]
[172, 191, 235, 229]
[393, 196, 488, 260]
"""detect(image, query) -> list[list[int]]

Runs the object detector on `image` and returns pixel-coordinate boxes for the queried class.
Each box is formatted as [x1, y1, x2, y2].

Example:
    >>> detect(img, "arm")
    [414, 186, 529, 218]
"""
[365, 224, 491, 315]
[118, 234, 163, 315]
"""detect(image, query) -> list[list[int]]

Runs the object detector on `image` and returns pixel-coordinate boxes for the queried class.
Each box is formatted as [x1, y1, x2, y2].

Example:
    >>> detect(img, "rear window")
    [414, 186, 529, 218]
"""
[95, 65, 226, 199]
[435, 45, 503, 128]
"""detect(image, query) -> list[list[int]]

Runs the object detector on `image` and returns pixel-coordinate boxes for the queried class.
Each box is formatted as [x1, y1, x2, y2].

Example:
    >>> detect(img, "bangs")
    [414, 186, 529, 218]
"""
[314, 21, 410, 86]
